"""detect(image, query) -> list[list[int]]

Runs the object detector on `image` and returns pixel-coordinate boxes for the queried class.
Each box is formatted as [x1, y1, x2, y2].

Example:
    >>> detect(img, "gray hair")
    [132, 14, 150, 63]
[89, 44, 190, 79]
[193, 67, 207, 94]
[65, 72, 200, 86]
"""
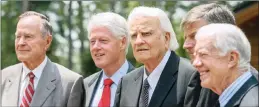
[195, 24, 251, 71]
[18, 11, 52, 37]
[87, 12, 130, 54]
[181, 3, 236, 30]
[128, 6, 179, 51]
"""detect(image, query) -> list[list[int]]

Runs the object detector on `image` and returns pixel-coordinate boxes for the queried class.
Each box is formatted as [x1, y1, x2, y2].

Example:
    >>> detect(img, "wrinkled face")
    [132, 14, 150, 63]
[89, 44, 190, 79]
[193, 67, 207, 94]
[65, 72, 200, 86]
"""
[129, 16, 169, 64]
[193, 37, 230, 89]
[89, 26, 125, 69]
[15, 16, 51, 63]
[183, 19, 208, 61]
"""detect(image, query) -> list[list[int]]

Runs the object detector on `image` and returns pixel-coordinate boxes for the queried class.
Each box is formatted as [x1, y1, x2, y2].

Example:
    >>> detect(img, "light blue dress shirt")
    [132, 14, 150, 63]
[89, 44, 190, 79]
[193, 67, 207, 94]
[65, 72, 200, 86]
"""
[219, 71, 252, 107]
[91, 60, 129, 107]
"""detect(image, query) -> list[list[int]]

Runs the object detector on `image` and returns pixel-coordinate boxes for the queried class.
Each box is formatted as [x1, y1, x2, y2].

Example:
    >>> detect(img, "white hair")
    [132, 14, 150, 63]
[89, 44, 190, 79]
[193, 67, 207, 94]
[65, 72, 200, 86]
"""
[196, 24, 251, 71]
[127, 6, 179, 51]
[87, 12, 130, 54]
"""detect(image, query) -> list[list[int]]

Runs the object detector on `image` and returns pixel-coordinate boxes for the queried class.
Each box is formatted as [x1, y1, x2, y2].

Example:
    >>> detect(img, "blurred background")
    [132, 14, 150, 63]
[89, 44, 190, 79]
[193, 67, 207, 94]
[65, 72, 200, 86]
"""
[1, 1, 258, 77]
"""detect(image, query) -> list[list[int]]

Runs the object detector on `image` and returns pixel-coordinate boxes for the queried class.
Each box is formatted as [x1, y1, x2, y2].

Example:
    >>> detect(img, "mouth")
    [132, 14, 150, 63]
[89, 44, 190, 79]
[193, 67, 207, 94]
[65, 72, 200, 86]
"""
[95, 53, 105, 57]
[17, 50, 29, 52]
[199, 70, 209, 81]
[136, 49, 149, 52]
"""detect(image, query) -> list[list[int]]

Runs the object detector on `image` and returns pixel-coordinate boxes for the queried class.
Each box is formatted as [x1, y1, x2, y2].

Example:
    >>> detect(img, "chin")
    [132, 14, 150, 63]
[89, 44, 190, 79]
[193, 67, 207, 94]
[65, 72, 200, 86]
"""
[17, 56, 30, 62]
[201, 82, 210, 89]
[94, 62, 107, 69]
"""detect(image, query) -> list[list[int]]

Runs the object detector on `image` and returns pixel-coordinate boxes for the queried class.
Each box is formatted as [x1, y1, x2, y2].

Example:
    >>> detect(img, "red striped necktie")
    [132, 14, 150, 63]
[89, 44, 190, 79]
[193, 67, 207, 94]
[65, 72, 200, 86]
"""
[98, 78, 113, 107]
[20, 72, 35, 107]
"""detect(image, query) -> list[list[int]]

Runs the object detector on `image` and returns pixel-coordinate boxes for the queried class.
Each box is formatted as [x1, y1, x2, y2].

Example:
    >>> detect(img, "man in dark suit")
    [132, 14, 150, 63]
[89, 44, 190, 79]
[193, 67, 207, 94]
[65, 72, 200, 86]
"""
[193, 23, 258, 107]
[114, 6, 197, 107]
[83, 12, 135, 107]
[181, 3, 258, 107]
[1, 11, 84, 107]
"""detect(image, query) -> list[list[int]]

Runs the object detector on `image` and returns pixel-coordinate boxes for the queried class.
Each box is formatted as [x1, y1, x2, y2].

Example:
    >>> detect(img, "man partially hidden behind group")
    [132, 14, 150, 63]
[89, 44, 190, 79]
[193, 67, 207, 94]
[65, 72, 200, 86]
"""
[181, 3, 258, 107]
[1, 11, 84, 107]
[193, 23, 258, 107]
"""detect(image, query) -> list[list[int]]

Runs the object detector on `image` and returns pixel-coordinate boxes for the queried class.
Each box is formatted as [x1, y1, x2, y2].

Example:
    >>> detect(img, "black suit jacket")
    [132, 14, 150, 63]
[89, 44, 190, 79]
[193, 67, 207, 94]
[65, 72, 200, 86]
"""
[83, 61, 135, 107]
[114, 51, 197, 107]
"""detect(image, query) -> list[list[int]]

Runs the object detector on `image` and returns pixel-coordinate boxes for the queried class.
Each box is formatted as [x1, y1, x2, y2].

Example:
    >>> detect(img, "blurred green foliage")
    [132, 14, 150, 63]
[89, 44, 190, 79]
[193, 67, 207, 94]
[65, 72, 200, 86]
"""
[1, 1, 239, 77]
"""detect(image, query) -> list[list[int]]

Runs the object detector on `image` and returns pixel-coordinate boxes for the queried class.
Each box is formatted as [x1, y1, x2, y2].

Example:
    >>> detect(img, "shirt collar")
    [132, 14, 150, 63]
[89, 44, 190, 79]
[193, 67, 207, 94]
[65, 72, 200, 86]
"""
[22, 56, 48, 81]
[219, 71, 252, 106]
[100, 60, 129, 88]
[144, 50, 171, 89]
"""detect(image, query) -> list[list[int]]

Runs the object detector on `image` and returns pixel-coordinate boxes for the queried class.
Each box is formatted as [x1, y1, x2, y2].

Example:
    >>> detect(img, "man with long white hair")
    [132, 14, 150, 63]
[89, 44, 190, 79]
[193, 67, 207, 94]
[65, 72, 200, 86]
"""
[193, 23, 258, 107]
[114, 6, 197, 107]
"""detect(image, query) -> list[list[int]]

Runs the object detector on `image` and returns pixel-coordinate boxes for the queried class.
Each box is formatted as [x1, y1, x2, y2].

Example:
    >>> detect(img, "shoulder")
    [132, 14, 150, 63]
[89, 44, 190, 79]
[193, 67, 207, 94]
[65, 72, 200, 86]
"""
[178, 57, 196, 76]
[53, 63, 83, 81]
[83, 71, 101, 84]
[179, 57, 196, 72]
[122, 66, 143, 80]
[240, 85, 259, 106]
[2, 63, 22, 78]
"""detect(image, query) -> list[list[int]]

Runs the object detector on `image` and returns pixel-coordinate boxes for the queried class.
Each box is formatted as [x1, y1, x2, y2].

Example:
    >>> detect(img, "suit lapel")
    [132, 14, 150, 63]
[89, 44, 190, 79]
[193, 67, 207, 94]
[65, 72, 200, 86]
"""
[149, 51, 179, 107]
[85, 71, 102, 106]
[30, 58, 57, 106]
[3, 64, 23, 106]
[129, 67, 144, 106]
[225, 76, 259, 107]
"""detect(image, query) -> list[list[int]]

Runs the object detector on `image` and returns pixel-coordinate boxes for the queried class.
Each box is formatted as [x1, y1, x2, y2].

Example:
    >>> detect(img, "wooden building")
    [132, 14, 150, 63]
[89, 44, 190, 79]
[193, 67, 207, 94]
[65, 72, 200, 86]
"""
[234, 1, 259, 70]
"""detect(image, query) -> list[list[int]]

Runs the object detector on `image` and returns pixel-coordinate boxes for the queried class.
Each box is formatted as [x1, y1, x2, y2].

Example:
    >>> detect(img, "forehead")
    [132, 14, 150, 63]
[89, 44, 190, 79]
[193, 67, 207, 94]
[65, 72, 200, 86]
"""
[17, 16, 41, 28]
[16, 16, 42, 34]
[129, 16, 160, 31]
[195, 37, 216, 51]
[184, 19, 208, 36]
[89, 26, 114, 39]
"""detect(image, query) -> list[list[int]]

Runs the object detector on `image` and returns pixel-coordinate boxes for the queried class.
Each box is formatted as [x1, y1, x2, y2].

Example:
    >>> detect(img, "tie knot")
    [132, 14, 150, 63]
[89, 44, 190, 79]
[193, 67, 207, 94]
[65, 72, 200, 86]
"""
[28, 72, 35, 79]
[104, 78, 113, 86]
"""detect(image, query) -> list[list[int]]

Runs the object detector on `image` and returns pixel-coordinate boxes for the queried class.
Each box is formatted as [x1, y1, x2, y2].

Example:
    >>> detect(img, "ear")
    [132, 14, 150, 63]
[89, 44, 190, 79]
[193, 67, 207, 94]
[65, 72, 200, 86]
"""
[228, 50, 239, 68]
[45, 35, 52, 51]
[164, 32, 170, 49]
[120, 36, 127, 51]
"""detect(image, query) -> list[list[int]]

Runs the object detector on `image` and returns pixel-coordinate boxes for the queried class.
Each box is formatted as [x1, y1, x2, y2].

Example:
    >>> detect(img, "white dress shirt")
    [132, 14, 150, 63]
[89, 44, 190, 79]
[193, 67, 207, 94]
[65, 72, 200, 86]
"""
[91, 60, 129, 107]
[19, 56, 47, 105]
[219, 70, 252, 107]
[143, 50, 171, 103]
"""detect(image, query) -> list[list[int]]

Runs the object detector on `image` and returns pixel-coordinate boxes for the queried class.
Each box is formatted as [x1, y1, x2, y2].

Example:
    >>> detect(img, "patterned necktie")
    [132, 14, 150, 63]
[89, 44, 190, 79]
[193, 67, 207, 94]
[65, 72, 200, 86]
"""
[20, 72, 35, 107]
[140, 78, 150, 107]
[98, 78, 113, 107]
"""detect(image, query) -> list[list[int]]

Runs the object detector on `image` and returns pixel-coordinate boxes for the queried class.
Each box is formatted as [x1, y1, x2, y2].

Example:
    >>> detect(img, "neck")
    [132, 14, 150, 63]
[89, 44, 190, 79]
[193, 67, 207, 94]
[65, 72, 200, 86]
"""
[23, 55, 45, 70]
[212, 68, 243, 95]
[144, 51, 166, 74]
[103, 56, 126, 77]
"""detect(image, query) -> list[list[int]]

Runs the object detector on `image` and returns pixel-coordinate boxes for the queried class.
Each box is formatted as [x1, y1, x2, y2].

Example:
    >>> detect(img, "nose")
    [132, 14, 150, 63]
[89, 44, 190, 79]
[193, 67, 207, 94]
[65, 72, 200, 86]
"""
[134, 34, 145, 45]
[17, 37, 26, 45]
[183, 41, 194, 51]
[91, 40, 101, 50]
[192, 56, 202, 69]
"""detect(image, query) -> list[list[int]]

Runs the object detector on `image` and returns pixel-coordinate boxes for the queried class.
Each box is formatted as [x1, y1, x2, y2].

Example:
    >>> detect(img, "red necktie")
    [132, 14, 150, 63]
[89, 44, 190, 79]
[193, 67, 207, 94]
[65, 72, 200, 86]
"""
[20, 72, 35, 107]
[98, 78, 113, 107]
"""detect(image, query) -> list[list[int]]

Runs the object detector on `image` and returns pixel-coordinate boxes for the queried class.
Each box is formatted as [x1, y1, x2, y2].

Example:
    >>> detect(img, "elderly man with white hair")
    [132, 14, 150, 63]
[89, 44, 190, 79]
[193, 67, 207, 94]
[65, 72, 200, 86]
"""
[83, 12, 135, 107]
[114, 6, 198, 107]
[193, 23, 258, 107]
